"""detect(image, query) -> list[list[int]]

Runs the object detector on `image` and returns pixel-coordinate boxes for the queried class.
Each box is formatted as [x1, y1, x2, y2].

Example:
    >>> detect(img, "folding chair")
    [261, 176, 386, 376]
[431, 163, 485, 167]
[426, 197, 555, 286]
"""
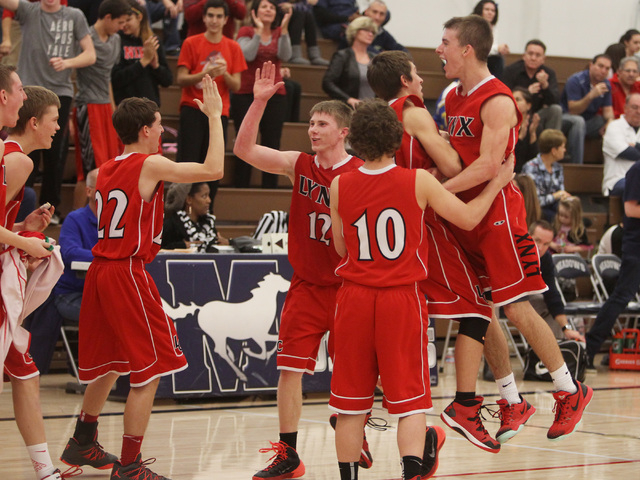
[552, 253, 601, 328]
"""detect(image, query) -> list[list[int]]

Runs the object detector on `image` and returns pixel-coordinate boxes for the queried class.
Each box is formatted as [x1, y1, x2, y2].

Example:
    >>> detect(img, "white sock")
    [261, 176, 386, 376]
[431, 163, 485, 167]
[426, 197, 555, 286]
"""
[550, 363, 578, 394]
[26, 443, 55, 480]
[495, 373, 521, 405]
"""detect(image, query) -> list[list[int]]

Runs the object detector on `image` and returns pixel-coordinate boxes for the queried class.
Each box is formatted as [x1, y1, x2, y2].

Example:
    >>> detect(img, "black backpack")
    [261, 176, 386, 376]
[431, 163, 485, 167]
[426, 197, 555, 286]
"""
[523, 340, 587, 383]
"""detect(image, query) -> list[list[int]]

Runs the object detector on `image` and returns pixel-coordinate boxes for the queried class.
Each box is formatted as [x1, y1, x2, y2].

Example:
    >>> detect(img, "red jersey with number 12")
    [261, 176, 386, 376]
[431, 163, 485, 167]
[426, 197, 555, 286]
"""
[288, 153, 363, 286]
[335, 164, 428, 287]
[92, 153, 164, 263]
[445, 76, 521, 201]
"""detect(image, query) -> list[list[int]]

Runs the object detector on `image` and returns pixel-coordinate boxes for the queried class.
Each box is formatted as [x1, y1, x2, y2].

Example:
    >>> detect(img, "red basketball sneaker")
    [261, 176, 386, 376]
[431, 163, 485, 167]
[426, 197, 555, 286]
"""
[495, 396, 536, 443]
[441, 398, 500, 453]
[547, 380, 593, 441]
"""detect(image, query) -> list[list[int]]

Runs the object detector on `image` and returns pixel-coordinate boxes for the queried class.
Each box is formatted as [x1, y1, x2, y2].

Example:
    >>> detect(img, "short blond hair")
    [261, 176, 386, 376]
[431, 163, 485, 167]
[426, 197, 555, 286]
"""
[345, 16, 378, 46]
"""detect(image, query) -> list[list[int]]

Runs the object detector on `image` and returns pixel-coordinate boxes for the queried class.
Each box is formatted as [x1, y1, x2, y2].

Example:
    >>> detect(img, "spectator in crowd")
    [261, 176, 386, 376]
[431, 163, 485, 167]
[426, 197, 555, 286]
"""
[513, 86, 540, 172]
[522, 129, 571, 221]
[276, 1, 329, 65]
[313, 0, 360, 42]
[529, 220, 587, 341]
[177, 0, 246, 204]
[322, 16, 376, 109]
[53, 168, 98, 324]
[604, 29, 640, 73]
[183, 0, 246, 39]
[0, 0, 68, 67]
[501, 39, 563, 132]
[0, 0, 96, 225]
[162, 181, 228, 251]
[281, 65, 301, 121]
[602, 92, 640, 197]
[433, 79, 458, 131]
[353, 0, 405, 55]
[550, 195, 592, 254]
[586, 160, 640, 369]
[609, 56, 640, 119]
[560, 54, 613, 164]
[137, 0, 183, 56]
[73, 0, 130, 201]
[112, 0, 174, 107]
[472, 0, 508, 77]
[514, 173, 542, 228]
[68, 0, 100, 24]
[230, 0, 291, 188]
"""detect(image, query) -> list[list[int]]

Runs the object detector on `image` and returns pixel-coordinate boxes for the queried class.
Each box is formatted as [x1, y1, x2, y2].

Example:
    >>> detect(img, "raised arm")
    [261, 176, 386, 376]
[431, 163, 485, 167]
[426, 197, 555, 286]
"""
[329, 176, 346, 257]
[402, 103, 461, 179]
[140, 75, 224, 190]
[443, 94, 517, 194]
[419, 156, 514, 230]
[233, 61, 299, 182]
[0, 0, 19, 12]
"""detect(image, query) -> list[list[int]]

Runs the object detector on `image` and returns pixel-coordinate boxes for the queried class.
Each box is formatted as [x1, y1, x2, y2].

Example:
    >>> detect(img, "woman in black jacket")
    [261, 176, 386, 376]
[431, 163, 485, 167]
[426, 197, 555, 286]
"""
[111, 0, 173, 106]
[322, 16, 377, 109]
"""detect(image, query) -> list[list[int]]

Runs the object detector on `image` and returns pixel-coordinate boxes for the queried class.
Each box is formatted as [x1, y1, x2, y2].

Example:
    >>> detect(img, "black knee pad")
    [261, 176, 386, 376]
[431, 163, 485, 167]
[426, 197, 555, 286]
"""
[458, 317, 490, 344]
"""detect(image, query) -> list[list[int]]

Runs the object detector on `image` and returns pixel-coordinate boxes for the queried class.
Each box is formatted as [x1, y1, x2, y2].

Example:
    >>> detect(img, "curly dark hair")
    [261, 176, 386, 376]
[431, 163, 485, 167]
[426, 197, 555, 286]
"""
[347, 99, 403, 161]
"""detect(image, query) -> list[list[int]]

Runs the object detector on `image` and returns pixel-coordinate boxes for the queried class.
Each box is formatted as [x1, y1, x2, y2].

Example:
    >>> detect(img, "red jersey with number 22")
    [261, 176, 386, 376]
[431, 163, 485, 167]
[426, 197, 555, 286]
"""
[92, 153, 164, 263]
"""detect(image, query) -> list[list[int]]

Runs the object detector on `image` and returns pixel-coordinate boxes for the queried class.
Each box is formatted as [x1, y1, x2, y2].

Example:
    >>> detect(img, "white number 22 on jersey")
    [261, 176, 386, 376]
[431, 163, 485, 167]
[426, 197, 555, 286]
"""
[95, 189, 128, 239]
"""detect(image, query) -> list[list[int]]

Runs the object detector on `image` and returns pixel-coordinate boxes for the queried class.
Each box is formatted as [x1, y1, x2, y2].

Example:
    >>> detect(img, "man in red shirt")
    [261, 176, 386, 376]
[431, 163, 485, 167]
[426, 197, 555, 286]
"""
[176, 0, 246, 205]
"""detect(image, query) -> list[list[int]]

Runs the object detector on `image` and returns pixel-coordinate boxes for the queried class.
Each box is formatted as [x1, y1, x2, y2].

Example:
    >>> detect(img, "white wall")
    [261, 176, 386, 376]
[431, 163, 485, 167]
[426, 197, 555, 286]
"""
[383, 0, 640, 58]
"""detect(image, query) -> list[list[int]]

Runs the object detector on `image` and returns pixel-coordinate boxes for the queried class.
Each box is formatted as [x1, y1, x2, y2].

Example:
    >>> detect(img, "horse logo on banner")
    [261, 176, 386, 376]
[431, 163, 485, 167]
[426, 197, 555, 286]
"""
[163, 272, 290, 382]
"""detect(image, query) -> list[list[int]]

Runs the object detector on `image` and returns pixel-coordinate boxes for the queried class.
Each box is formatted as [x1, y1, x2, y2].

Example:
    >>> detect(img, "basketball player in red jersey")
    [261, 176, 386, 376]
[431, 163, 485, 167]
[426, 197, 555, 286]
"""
[1, 79, 73, 480]
[59, 75, 224, 480]
[436, 15, 592, 442]
[234, 61, 367, 480]
[329, 99, 514, 480]
[368, 50, 537, 453]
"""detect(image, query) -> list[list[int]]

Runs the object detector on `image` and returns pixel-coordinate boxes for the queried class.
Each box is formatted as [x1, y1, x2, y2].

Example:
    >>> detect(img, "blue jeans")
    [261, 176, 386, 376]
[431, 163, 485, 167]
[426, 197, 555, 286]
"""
[561, 114, 605, 164]
[586, 252, 640, 360]
[610, 178, 625, 197]
[54, 292, 83, 323]
[146, 1, 181, 52]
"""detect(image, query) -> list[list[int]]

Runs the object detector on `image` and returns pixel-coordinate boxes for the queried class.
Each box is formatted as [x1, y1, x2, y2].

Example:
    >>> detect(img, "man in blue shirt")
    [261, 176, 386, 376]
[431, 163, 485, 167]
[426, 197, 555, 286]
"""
[314, 0, 360, 41]
[53, 168, 99, 322]
[560, 54, 614, 164]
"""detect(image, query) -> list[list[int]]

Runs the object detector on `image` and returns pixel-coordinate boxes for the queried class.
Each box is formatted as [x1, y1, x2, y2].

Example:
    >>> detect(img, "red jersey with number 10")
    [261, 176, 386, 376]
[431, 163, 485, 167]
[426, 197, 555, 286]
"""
[288, 153, 363, 286]
[92, 153, 164, 263]
[335, 164, 428, 287]
[445, 76, 521, 202]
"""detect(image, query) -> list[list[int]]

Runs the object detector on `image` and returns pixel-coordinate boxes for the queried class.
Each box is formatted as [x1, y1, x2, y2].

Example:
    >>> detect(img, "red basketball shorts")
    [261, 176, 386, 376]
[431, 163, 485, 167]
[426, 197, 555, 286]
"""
[276, 274, 338, 374]
[421, 206, 493, 321]
[73, 103, 121, 180]
[448, 184, 547, 307]
[78, 257, 188, 387]
[3, 339, 39, 382]
[329, 282, 432, 416]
